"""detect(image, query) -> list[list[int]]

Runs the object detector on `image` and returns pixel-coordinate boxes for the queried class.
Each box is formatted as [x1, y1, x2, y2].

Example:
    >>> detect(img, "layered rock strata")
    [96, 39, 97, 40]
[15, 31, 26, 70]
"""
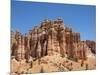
[11, 18, 96, 62]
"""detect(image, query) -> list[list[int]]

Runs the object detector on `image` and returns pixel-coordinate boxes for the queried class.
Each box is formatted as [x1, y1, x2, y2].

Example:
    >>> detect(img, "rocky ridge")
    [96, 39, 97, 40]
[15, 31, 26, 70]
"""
[11, 18, 96, 74]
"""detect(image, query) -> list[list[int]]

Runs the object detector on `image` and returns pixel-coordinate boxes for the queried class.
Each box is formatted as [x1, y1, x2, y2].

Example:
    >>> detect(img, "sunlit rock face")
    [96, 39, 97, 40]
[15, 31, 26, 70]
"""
[11, 18, 96, 61]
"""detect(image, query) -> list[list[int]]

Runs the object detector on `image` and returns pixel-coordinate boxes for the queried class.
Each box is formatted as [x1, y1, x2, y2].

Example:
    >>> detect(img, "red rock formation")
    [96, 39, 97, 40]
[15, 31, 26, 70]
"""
[11, 18, 96, 62]
[85, 40, 96, 54]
